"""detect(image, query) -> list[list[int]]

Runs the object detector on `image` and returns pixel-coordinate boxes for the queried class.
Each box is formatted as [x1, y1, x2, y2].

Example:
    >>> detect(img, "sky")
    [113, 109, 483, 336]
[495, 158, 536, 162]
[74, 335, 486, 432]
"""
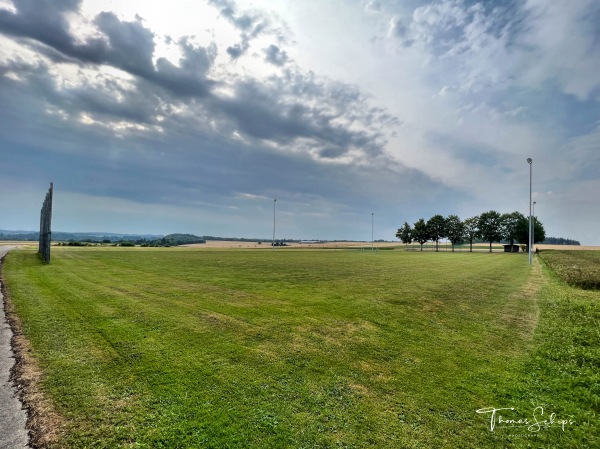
[0, 0, 599, 243]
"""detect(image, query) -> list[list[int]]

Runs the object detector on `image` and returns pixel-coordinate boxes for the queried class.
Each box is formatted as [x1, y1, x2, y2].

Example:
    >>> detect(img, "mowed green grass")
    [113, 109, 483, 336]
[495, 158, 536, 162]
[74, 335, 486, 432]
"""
[1, 247, 593, 448]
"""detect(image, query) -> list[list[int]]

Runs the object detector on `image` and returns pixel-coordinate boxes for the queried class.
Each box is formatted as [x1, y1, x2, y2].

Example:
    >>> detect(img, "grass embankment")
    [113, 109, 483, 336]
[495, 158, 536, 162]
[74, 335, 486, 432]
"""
[1, 248, 597, 447]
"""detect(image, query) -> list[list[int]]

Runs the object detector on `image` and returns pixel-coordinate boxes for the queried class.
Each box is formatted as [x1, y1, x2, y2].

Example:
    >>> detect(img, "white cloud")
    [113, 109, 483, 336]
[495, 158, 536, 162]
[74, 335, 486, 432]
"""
[519, 0, 600, 100]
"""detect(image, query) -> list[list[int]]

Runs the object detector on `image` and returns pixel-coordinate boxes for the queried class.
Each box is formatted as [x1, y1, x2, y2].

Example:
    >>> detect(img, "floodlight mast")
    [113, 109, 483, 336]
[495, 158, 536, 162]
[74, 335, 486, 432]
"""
[272, 198, 277, 251]
[527, 158, 533, 265]
[371, 213, 374, 251]
[533, 201, 536, 252]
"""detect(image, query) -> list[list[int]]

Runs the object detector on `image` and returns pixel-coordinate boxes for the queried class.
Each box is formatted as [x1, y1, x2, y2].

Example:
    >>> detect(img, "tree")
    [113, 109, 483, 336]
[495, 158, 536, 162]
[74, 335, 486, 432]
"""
[477, 210, 503, 252]
[501, 211, 526, 246]
[515, 215, 546, 250]
[427, 214, 447, 252]
[445, 215, 465, 252]
[463, 216, 479, 252]
[396, 222, 412, 247]
[412, 218, 430, 251]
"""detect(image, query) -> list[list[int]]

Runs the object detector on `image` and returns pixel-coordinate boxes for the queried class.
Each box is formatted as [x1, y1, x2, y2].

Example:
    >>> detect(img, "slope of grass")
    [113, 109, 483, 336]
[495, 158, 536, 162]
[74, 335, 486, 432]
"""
[2, 247, 593, 447]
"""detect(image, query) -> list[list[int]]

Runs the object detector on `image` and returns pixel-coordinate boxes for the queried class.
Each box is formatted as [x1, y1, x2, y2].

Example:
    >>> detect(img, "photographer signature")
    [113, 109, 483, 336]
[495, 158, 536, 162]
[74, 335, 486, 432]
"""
[476, 406, 575, 432]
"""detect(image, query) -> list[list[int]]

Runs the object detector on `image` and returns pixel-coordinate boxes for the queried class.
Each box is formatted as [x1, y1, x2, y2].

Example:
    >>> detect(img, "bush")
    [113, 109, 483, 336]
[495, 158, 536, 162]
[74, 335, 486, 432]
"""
[57, 241, 96, 247]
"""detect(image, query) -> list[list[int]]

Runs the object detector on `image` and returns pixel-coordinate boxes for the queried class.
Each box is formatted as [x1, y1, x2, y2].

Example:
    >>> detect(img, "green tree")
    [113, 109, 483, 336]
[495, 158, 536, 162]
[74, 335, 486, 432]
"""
[396, 222, 412, 247]
[477, 210, 503, 252]
[515, 215, 546, 250]
[501, 211, 526, 246]
[427, 214, 447, 252]
[463, 216, 479, 252]
[445, 215, 465, 252]
[412, 218, 430, 252]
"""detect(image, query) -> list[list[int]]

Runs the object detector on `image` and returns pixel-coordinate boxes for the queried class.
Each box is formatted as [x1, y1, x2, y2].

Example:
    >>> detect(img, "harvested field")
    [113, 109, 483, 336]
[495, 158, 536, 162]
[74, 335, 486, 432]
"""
[536, 244, 600, 251]
[184, 240, 401, 249]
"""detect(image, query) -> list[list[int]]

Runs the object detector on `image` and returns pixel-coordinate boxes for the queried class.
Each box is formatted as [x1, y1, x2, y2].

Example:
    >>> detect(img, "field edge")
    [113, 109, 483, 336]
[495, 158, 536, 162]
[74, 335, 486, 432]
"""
[1, 252, 65, 448]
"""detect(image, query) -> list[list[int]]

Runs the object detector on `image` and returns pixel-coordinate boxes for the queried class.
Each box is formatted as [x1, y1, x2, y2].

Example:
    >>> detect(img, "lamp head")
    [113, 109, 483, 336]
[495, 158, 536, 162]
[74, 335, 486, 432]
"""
[527, 158, 532, 164]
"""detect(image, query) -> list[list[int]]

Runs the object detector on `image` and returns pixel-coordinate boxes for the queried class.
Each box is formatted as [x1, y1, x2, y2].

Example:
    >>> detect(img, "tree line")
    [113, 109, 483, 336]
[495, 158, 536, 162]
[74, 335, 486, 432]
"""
[542, 237, 581, 246]
[54, 233, 206, 247]
[396, 211, 545, 252]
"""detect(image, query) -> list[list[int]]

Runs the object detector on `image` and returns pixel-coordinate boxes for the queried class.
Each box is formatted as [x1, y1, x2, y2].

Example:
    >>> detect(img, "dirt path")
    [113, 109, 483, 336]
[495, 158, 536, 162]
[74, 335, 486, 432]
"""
[0, 246, 30, 448]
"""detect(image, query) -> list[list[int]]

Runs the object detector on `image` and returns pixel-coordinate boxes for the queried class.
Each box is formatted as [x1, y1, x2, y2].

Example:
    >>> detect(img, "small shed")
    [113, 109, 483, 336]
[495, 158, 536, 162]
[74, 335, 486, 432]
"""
[503, 244, 519, 253]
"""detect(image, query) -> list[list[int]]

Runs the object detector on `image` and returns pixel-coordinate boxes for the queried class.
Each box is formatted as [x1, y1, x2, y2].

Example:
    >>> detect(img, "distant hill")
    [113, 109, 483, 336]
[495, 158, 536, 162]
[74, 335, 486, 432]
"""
[1, 230, 357, 245]
[0, 230, 162, 242]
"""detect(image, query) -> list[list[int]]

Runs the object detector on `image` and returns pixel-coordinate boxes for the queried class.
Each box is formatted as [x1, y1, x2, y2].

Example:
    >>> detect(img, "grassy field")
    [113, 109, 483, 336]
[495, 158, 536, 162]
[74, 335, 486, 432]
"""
[538, 250, 600, 289]
[2, 247, 598, 448]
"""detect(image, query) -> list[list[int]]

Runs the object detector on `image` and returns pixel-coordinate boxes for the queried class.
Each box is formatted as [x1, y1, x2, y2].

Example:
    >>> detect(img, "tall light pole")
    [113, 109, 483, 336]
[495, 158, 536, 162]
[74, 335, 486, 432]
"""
[532, 201, 536, 254]
[371, 213, 374, 251]
[527, 158, 533, 265]
[272, 198, 277, 251]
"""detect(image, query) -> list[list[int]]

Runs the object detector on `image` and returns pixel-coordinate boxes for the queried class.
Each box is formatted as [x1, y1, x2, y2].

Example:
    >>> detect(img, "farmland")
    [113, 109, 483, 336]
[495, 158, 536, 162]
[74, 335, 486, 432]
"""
[2, 247, 598, 448]
[538, 250, 600, 289]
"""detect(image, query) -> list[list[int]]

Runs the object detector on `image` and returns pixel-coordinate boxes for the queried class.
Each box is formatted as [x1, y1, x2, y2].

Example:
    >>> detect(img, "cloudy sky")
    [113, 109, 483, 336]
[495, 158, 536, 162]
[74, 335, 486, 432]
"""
[1, 0, 599, 243]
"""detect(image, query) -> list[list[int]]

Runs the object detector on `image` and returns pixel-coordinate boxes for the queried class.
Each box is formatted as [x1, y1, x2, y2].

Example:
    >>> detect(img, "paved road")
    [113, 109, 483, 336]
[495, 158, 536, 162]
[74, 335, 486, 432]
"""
[0, 246, 30, 449]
